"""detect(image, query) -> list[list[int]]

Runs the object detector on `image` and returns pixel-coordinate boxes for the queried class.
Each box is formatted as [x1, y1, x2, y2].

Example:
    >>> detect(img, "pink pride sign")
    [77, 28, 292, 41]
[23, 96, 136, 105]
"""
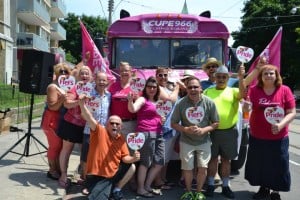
[126, 132, 145, 150]
[130, 77, 146, 93]
[264, 106, 284, 125]
[75, 81, 93, 97]
[130, 69, 146, 92]
[156, 100, 172, 116]
[185, 106, 205, 124]
[85, 96, 101, 113]
[236, 46, 254, 63]
[58, 75, 76, 91]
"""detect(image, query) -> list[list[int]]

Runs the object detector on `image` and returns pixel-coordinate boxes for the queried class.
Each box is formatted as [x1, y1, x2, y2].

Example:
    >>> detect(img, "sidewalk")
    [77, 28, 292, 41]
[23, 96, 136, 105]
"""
[0, 118, 80, 200]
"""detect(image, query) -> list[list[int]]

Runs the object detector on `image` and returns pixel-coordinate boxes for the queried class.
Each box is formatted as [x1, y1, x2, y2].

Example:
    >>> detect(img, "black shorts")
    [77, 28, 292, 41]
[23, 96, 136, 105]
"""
[210, 127, 238, 159]
[81, 134, 90, 162]
[57, 120, 84, 143]
[86, 163, 132, 199]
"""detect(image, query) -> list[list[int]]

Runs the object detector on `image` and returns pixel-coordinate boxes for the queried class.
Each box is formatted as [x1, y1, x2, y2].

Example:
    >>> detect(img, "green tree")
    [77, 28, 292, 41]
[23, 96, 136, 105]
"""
[232, 0, 300, 91]
[59, 13, 108, 64]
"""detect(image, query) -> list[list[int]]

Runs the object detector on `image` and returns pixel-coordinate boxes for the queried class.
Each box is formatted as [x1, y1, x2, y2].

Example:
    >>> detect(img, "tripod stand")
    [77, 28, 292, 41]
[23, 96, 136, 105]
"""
[0, 93, 48, 160]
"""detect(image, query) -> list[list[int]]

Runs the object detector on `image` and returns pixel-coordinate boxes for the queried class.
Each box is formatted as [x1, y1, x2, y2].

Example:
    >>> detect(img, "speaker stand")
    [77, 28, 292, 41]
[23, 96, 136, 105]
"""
[0, 93, 48, 160]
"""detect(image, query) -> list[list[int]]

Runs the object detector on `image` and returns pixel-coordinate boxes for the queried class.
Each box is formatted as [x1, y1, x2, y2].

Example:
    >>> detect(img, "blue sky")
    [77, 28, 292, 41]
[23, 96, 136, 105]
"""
[64, 0, 245, 45]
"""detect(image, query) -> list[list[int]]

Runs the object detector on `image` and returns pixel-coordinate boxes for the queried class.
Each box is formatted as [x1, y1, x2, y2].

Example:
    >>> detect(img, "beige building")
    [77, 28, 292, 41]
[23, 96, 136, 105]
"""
[0, 0, 66, 84]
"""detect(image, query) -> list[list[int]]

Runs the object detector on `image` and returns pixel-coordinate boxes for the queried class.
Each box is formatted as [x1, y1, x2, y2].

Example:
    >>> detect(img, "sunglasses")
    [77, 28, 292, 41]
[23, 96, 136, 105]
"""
[157, 74, 168, 78]
[146, 85, 157, 89]
[187, 86, 200, 90]
[216, 75, 228, 79]
[59, 69, 68, 74]
[110, 122, 120, 126]
[206, 65, 217, 70]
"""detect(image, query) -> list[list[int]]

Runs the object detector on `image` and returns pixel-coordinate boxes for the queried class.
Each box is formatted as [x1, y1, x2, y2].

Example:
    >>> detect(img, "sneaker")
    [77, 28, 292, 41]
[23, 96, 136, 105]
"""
[111, 190, 125, 200]
[204, 185, 215, 197]
[253, 187, 270, 199]
[194, 191, 206, 200]
[180, 191, 194, 200]
[270, 192, 281, 200]
[222, 186, 235, 199]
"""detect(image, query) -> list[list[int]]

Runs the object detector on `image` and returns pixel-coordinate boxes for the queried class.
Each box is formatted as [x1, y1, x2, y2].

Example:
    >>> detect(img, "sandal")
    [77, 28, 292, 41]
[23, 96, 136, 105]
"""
[58, 179, 70, 189]
[137, 192, 154, 198]
[154, 183, 172, 190]
[148, 188, 162, 195]
[47, 171, 59, 180]
[76, 179, 86, 185]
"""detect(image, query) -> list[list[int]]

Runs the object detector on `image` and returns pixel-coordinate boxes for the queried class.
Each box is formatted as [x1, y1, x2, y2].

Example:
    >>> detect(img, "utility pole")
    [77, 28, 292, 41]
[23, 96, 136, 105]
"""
[108, 0, 114, 25]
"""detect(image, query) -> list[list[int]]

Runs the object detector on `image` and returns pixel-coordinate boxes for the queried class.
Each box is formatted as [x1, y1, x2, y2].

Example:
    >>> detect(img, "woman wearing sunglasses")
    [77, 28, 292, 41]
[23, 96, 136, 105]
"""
[128, 76, 166, 198]
[41, 63, 70, 180]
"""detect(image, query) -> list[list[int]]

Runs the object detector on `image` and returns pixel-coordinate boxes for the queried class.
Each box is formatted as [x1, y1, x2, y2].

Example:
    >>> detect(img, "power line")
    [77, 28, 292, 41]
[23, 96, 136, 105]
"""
[98, 0, 107, 18]
[217, 0, 244, 16]
[237, 21, 300, 32]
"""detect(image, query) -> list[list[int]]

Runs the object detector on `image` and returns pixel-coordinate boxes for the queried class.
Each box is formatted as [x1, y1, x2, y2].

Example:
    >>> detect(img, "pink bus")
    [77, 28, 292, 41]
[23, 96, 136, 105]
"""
[107, 13, 230, 79]
[106, 13, 248, 171]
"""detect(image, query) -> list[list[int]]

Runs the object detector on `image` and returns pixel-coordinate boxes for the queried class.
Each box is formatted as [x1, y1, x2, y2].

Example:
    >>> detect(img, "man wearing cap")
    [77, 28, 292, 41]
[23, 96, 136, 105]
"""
[203, 65, 245, 199]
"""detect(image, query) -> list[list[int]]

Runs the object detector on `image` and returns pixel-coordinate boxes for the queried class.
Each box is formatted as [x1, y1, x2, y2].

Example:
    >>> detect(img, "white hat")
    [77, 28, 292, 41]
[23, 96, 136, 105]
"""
[215, 65, 229, 74]
[181, 70, 195, 80]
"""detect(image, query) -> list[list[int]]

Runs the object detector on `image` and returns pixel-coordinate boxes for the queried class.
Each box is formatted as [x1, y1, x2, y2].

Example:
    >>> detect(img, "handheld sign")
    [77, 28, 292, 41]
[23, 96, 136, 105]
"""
[58, 75, 76, 91]
[168, 70, 180, 83]
[236, 46, 254, 63]
[76, 81, 93, 97]
[85, 96, 101, 113]
[126, 132, 145, 150]
[130, 69, 146, 93]
[264, 106, 284, 125]
[156, 100, 172, 117]
[130, 77, 146, 93]
[185, 106, 205, 124]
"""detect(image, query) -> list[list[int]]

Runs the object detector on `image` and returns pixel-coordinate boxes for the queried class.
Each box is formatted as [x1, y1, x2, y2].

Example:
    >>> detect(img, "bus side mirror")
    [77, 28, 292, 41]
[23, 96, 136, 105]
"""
[199, 11, 211, 18]
[120, 9, 130, 19]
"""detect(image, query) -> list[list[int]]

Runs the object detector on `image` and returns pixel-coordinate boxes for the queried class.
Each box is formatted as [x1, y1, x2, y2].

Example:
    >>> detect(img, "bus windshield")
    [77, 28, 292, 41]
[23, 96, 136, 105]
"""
[114, 38, 223, 69]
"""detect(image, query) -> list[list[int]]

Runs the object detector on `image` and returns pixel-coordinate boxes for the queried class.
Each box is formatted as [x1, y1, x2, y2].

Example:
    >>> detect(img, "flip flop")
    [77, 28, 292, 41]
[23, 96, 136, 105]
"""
[137, 192, 154, 198]
[154, 183, 172, 190]
[148, 188, 162, 195]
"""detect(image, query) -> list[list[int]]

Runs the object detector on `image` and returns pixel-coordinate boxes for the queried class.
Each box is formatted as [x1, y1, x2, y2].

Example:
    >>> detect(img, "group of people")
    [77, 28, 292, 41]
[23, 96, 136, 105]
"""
[41, 56, 296, 200]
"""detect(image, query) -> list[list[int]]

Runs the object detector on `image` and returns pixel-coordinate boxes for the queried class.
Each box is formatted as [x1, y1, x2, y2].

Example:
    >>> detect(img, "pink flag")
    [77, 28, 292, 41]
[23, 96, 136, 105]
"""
[248, 26, 282, 86]
[80, 20, 116, 81]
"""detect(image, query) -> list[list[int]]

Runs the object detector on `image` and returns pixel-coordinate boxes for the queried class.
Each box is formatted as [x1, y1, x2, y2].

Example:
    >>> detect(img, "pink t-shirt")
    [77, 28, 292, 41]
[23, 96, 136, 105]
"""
[249, 85, 295, 140]
[108, 81, 136, 120]
[136, 98, 162, 133]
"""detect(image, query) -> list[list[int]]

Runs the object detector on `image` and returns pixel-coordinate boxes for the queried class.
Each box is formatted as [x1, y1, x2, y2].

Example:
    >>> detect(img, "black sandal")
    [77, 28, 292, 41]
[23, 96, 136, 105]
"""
[47, 171, 59, 180]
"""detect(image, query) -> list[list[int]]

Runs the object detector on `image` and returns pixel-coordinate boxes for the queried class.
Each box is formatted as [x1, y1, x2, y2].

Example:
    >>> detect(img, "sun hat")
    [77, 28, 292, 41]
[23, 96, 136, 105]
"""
[202, 57, 221, 69]
[215, 65, 229, 74]
[181, 69, 195, 80]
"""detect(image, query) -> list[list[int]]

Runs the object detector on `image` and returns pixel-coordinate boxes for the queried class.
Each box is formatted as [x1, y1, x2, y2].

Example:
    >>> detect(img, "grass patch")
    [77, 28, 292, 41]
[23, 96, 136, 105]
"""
[0, 84, 46, 110]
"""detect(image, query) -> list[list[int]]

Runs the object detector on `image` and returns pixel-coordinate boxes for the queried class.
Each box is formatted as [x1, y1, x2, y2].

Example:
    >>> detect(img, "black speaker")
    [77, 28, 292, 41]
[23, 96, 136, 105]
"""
[19, 49, 55, 95]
